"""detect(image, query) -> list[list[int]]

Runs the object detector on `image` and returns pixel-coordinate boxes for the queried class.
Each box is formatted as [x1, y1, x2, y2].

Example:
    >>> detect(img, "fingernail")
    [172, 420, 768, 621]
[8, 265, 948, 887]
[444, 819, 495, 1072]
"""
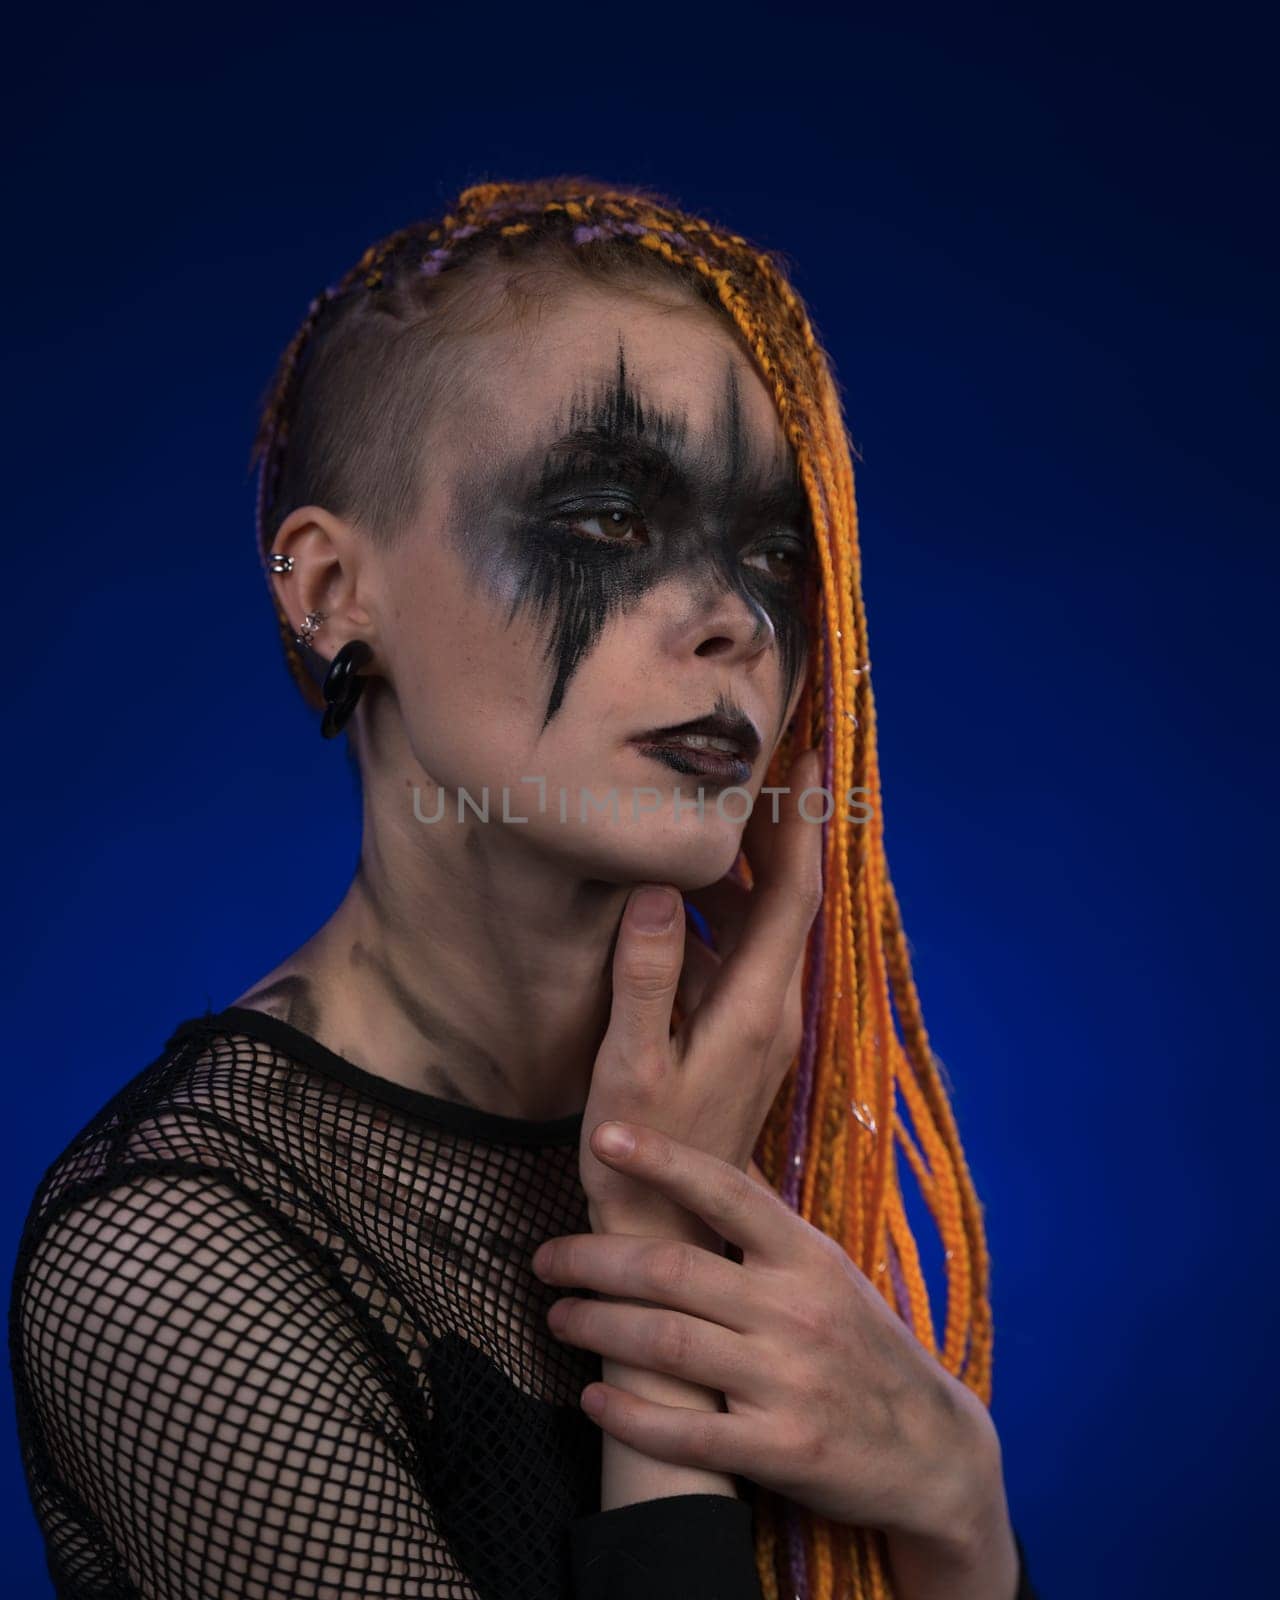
[629, 887, 677, 930]
[596, 1122, 635, 1156]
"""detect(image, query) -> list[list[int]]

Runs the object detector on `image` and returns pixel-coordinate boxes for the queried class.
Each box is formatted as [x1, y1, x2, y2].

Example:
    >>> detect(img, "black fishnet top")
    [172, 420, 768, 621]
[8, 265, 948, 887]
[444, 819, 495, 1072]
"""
[8, 1005, 765, 1599]
[10, 1004, 1040, 1600]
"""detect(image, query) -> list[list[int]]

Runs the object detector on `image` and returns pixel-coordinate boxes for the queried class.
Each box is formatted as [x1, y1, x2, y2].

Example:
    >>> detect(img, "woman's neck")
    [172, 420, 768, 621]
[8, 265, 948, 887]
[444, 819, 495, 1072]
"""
[234, 783, 639, 1120]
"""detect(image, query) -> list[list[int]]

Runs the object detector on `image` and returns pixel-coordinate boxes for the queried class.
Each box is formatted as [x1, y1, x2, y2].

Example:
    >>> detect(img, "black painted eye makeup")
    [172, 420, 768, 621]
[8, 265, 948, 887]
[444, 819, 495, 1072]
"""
[550, 503, 814, 586]
[745, 533, 813, 584]
[445, 339, 816, 732]
[554, 504, 652, 547]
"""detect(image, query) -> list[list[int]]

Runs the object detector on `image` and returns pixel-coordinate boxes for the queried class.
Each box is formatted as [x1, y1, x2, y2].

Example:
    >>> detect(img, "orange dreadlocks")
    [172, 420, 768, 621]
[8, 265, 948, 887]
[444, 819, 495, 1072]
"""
[250, 175, 995, 1600]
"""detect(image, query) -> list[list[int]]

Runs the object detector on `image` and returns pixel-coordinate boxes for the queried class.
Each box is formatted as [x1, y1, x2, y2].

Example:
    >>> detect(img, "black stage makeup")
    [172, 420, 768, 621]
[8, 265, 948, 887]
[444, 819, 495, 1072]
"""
[446, 341, 817, 734]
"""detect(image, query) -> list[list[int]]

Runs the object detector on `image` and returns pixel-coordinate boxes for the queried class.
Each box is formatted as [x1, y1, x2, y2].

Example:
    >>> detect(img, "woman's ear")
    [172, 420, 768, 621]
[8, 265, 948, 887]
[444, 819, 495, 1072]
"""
[268, 505, 377, 661]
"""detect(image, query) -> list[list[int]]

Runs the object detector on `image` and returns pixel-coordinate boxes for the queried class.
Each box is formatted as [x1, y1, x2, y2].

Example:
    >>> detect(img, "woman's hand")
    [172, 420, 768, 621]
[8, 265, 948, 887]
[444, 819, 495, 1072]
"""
[577, 747, 824, 1247]
[532, 1122, 1014, 1562]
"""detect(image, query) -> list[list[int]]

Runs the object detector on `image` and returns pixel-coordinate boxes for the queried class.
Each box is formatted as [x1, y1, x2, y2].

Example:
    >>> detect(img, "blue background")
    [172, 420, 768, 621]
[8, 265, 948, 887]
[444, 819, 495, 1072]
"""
[4, 4, 1274, 1593]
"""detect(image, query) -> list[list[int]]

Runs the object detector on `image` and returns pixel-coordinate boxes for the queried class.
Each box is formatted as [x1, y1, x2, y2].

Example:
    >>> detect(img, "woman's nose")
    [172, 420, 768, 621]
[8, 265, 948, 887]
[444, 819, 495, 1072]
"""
[688, 582, 774, 667]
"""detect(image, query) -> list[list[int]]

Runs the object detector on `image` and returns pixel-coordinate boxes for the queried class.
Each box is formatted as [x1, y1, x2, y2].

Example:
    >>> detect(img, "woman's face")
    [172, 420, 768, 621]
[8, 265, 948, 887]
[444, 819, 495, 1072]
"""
[365, 277, 818, 888]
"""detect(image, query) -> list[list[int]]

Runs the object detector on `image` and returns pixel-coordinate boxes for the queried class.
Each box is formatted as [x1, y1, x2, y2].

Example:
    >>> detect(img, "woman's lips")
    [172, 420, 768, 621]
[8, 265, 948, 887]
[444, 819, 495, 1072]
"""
[627, 737, 753, 788]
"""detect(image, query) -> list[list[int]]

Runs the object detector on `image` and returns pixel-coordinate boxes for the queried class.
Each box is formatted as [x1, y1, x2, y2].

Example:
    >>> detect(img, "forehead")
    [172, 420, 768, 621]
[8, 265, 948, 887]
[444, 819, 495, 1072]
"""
[436, 280, 795, 477]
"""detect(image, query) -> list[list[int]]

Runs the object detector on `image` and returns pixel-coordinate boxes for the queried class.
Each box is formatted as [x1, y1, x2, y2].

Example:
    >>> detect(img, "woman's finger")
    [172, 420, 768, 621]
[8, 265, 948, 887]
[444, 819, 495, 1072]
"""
[682, 744, 824, 990]
[740, 740, 816, 883]
[687, 749, 824, 1055]
[603, 885, 687, 1064]
[546, 1294, 754, 1397]
[532, 1228, 755, 1333]
[683, 872, 752, 963]
[588, 1121, 797, 1266]
[576, 1379, 762, 1478]
[677, 930, 721, 1016]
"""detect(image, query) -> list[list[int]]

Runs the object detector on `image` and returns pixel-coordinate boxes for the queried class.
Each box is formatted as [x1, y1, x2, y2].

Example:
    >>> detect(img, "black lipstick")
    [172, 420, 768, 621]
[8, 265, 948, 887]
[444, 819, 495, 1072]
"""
[628, 705, 760, 788]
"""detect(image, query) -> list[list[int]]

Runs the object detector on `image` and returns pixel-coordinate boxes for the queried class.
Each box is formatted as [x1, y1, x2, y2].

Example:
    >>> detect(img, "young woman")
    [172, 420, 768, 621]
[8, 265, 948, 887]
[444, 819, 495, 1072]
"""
[10, 177, 1037, 1599]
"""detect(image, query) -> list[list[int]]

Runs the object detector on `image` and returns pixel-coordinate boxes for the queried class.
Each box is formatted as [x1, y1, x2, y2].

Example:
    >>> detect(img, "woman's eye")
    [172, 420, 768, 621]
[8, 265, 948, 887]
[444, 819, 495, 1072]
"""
[746, 541, 810, 583]
[562, 507, 650, 546]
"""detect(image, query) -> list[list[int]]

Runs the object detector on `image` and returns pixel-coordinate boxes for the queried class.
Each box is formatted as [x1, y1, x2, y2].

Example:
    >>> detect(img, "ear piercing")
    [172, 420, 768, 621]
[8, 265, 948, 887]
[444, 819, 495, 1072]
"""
[270, 551, 372, 737]
[319, 639, 373, 738]
[294, 611, 326, 650]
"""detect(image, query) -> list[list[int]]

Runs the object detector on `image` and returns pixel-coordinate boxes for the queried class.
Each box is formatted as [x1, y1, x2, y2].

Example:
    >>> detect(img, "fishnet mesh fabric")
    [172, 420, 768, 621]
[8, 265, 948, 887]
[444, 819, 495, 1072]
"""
[8, 1008, 655, 1599]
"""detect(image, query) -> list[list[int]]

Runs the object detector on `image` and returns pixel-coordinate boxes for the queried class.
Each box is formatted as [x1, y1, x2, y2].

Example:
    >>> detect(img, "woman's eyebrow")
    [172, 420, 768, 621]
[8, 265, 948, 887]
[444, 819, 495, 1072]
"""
[501, 342, 810, 527]
[750, 472, 813, 533]
[534, 428, 689, 495]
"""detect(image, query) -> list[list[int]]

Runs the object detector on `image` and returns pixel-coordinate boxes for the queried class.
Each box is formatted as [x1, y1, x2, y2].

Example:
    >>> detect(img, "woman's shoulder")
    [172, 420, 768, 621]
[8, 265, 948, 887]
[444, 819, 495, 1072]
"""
[225, 964, 319, 1029]
[13, 998, 321, 1258]
[224, 939, 336, 1028]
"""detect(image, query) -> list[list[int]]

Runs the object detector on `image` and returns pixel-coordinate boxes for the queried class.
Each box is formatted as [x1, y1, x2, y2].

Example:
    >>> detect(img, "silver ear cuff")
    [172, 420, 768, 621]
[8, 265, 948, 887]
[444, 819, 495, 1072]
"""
[269, 552, 294, 573]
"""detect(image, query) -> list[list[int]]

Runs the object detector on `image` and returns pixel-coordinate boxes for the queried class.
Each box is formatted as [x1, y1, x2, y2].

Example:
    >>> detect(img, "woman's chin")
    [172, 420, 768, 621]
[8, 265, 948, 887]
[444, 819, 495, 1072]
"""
[540, 816, 745, 890]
